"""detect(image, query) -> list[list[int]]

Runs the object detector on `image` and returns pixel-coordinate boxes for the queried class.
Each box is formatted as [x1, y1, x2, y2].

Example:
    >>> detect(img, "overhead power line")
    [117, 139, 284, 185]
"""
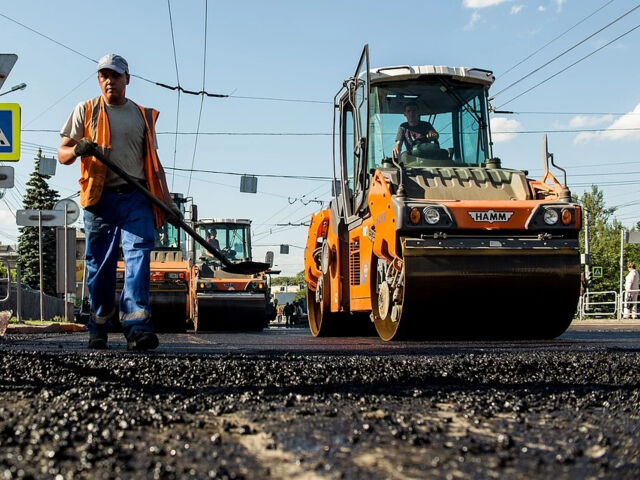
[157, 132, 331, 136]
[612, 199, 640, 209]
[151, 83, 331, 103]
[495, 127, 640, 134]
[22, 142, 57, 153]
[165, 166, 331, 181]
[167, 0, 182, 190]
[0, 13, 96, 63]
[22, 126, 640, 136]
[570, 171, 640, 178]
[254, 243, 305, 248]
[500, 0, 617, 77]
[0, 12, 330, 106]
[502, 110, 640, 116]
[186, 0, 209, 197]
[492, 3, 640, 98]
[572, 179, 640, 187]
[497, 21, 640, 108]
[227, 95, 331, 105]
[25, 73, 95, 127]
[167, 169, 330, 203]
[22, 129, 331, 135]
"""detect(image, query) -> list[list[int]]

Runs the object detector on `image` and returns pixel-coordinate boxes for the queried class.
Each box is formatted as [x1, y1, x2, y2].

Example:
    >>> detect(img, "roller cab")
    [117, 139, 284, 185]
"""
[191, 219, 269, 332]
[304, 45, 582, 340]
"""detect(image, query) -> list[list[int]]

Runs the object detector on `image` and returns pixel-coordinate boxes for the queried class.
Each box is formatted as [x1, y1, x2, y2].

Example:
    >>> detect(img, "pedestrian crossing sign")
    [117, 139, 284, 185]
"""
[592, 266, 603, 278]
[0, 103, 21, 161]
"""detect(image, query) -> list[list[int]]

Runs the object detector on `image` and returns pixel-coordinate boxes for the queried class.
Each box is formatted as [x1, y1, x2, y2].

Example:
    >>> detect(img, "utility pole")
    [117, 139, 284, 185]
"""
[581, 208, 591, 320]
[38, 211, 44, 322]
[584, 208, 591, 293]
[619, 229, 626, 320]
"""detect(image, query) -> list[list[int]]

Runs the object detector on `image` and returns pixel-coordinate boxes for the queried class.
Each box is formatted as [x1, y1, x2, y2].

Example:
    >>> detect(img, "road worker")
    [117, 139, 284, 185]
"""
[58, 54, 174, 350]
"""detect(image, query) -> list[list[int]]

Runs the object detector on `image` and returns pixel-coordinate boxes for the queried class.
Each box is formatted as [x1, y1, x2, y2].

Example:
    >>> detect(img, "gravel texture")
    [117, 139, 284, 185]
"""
[0, 346, 639, 479]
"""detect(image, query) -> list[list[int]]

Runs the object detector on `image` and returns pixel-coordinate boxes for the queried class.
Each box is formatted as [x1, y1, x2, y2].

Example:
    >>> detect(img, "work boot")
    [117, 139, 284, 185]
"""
[126, 330, 159, 351]
[88, 332, 108, 350]
[87, 308, 115, 349]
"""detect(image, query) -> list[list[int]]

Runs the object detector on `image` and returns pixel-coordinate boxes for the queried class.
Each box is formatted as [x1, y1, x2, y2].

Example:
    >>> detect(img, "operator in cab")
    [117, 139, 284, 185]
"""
[204, 228, 220, 254]
[392, 101, 439, 158]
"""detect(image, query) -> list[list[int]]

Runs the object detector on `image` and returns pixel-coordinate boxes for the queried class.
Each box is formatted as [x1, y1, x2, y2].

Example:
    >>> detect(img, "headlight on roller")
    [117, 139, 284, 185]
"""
[561, 208, 572, 225]
[543, 208, 559, 225]
[423, 207, 440, 225]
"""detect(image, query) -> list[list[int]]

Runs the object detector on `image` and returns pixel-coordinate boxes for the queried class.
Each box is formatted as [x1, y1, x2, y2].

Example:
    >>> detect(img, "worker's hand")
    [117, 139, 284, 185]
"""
[427, 130, 439, 141]
[73, 138, 98, 157]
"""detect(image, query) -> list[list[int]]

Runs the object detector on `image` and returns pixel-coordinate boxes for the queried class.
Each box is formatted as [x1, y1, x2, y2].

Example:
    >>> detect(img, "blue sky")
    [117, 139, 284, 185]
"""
[1, 0, 639, 275]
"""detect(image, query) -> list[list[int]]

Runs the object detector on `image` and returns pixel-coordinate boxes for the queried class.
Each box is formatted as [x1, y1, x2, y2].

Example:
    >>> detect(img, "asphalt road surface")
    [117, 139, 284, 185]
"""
[1, 323, 639, 479]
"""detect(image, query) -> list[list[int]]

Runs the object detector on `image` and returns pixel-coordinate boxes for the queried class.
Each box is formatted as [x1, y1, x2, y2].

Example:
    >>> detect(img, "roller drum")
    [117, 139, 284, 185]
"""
[196, 292, 267, 332]
[376, 237, 581, 340]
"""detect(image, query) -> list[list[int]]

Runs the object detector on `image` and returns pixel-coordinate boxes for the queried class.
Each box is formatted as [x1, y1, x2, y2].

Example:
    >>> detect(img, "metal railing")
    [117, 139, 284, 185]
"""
[579, 290, 618, 319]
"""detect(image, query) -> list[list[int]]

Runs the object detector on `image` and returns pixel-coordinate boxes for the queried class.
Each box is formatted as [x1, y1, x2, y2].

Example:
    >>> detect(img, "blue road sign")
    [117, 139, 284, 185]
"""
[0, 103, 21, 161]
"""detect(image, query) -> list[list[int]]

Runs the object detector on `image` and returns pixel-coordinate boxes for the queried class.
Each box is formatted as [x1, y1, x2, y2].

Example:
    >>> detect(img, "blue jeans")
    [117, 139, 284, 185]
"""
[84, 189, 155, 337]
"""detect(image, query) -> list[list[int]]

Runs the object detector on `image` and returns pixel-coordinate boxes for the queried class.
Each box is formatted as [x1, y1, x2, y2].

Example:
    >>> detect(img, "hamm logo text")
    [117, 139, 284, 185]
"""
[468, 210, 514, 223]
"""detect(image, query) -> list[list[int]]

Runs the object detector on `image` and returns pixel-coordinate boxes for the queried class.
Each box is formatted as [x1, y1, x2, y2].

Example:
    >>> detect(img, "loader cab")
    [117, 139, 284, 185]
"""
[335, 45, 496, 220]
[194, 219, 253, 264]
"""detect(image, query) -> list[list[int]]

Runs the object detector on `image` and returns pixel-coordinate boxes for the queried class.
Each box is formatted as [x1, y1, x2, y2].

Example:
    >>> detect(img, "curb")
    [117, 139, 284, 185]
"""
[571, 320, 640, 326]
[4, 323, 87, 334]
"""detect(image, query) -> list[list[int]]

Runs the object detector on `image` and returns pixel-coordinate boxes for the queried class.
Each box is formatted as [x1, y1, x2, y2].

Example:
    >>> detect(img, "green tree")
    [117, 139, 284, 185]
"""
[0, 262, 15, 282]
[271, 270, 307, 301]
[17, 149, 60, 295]
[580, 185, 640, 292]
[271, 270, 306, 286]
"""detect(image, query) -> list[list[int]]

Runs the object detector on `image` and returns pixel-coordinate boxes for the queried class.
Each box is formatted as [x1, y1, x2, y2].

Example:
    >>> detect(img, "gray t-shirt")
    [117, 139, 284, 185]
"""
[395, 120, 437, 152]
[60, 99, 147, 186]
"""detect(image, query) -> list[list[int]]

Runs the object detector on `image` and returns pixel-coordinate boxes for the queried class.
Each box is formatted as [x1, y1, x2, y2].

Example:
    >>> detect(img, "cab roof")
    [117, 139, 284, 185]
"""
[199, 219, 251, 225]
[369, 65, 495, 87]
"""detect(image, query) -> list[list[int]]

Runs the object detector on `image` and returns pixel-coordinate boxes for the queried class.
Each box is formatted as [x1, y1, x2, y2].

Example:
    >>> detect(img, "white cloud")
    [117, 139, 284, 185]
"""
[568, 115, 615, 129]
[463, 0, 510, 8]
[464, 11, 482, 31]
[574, 103, 640, 143]
[510, 5, 524, 15]
[538, 5, 546, 12]
[552, 0, 566, 12]
[491, 117, 522, 143]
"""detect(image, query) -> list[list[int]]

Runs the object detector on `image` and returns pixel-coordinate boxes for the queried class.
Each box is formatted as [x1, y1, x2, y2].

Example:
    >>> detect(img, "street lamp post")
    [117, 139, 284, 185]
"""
[0, 83, 26, 96]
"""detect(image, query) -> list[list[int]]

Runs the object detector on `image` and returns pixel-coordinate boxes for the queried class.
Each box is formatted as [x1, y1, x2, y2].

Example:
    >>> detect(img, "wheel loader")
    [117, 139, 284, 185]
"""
[304, 45, 582, 340]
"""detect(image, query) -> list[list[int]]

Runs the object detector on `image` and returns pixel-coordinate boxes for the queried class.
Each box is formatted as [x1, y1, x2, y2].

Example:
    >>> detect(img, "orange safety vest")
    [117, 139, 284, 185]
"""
[80, 96, 171, 228]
